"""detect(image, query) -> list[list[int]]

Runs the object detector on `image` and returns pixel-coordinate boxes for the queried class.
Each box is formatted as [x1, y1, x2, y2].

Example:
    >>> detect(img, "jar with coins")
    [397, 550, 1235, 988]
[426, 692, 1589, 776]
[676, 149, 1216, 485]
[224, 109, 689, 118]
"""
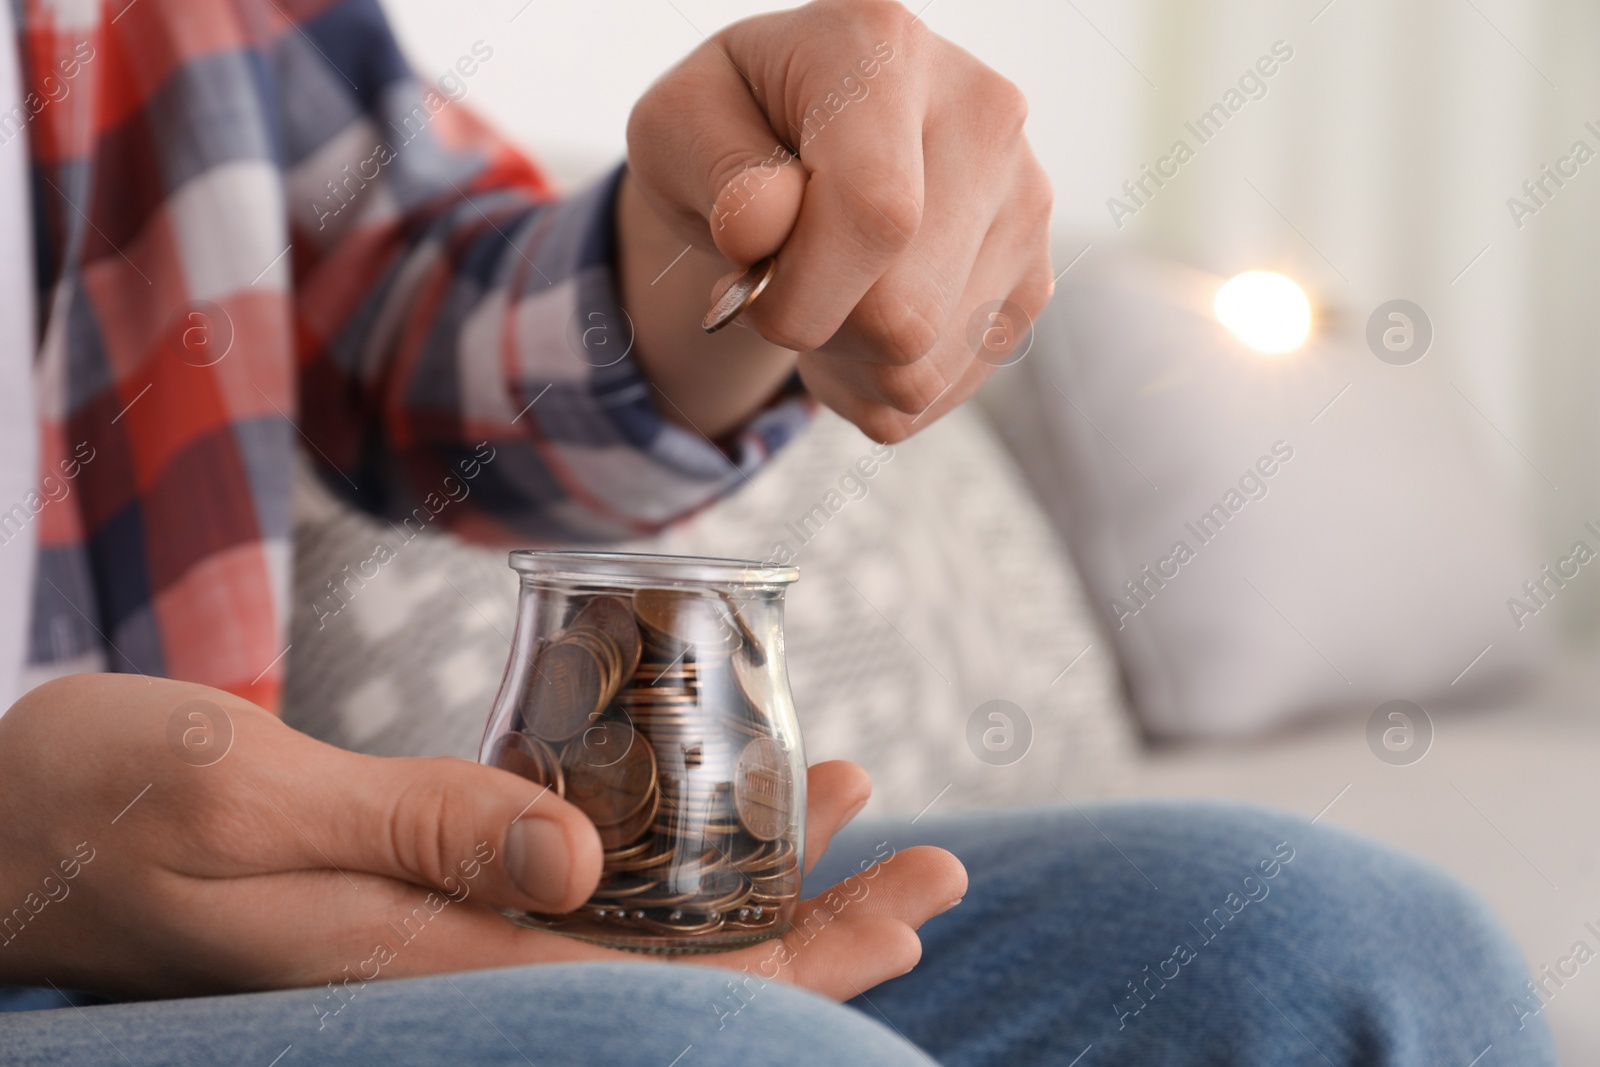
[479, 550, 806, 954]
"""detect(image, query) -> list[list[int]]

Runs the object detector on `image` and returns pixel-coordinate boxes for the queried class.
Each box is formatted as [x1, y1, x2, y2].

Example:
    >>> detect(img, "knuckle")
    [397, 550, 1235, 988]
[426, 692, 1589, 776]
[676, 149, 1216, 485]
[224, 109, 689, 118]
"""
[1025, 162, 1055, 225]
[859, 290, 941, 366]
[863, 0, 917, 40]
[1011, 256, 1057, 319]
[835, 169, 924, 255]
[385, 767, 461, 887]
[818, 0, 915, 41]
[874, 362, 947, 415]
[984, 75, 1030, 134]
[857, 406, 914, 445]
[761, 308, 835, 354]
[1018, 273, 1053, 318]
[625, 89, 674, 154]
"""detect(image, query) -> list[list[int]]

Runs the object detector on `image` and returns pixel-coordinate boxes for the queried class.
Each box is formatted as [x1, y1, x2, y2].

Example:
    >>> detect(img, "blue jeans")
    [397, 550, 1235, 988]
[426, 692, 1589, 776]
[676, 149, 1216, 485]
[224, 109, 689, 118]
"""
[0, 802, 1556, 1066]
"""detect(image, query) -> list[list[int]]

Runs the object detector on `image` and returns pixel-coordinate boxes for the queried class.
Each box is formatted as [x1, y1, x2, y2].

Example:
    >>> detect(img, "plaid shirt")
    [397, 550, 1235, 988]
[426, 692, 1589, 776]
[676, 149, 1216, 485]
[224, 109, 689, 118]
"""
[11, 0, 809, 709]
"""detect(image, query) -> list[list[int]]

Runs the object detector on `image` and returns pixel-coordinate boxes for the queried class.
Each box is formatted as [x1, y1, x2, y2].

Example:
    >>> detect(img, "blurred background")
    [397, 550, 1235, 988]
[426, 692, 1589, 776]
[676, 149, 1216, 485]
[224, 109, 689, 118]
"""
[296, 1, 1600, 1058]
[380, 0, 1600, 638]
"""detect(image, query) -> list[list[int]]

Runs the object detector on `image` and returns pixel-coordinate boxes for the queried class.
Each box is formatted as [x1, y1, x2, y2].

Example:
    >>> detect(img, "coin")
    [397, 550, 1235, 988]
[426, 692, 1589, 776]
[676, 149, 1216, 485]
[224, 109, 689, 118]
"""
[489, 731, 563, 795]
[631, 588, 687, 639]
[608, 841, 678, 873]
[734, 736, 793, 841]
[562, 721, 657, 826]
[595, 786, 660, 851]
[592, 876, 657, 900]
[701, 257, 776, 333]
[633, 589, 741, 656]
[572, 595, 642, 679]
[563, 626, 625, 704]
[523, 638, 610, 743]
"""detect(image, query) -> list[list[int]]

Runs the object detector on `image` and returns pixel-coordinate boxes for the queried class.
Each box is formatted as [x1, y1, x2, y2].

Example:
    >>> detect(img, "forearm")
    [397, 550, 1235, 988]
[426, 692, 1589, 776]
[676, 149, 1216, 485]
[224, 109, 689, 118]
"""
[300, 160, 815, 543]
[616, 169, 800, 441]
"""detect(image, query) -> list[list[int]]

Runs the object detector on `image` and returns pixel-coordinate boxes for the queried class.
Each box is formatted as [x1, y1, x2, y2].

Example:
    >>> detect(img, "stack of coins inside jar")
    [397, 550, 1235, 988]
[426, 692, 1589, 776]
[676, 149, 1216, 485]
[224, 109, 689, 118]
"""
[488, 586, 803, 952]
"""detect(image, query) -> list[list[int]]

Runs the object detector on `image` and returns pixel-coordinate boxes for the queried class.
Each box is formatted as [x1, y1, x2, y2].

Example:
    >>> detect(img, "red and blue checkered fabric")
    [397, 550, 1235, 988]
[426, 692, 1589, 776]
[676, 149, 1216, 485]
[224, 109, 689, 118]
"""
[11, 0, 810, 709]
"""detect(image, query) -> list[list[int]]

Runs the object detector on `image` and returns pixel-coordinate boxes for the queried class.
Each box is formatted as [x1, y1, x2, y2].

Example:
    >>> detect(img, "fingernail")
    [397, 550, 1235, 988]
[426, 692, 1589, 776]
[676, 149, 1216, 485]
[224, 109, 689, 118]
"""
[938, 898, 963, 915]
[841, 797, 869, 826]
[503, 817, 571, 908]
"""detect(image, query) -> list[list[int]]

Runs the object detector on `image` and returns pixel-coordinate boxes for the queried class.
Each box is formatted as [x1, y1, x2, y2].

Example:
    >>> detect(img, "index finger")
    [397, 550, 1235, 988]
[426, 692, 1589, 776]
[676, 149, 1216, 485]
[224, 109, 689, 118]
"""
[802, 760, 873, 874]
[725, 20, 929, 354]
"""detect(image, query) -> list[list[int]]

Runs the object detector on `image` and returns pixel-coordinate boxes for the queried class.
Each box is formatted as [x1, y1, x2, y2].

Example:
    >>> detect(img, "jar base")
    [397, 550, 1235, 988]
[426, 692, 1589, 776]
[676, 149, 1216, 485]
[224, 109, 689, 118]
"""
[499, 908, 791, 955]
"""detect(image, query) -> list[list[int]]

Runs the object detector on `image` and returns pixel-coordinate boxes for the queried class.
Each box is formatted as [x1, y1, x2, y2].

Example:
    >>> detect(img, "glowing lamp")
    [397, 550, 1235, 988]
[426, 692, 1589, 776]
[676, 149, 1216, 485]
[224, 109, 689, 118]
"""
[1213, 271, 1312, 355]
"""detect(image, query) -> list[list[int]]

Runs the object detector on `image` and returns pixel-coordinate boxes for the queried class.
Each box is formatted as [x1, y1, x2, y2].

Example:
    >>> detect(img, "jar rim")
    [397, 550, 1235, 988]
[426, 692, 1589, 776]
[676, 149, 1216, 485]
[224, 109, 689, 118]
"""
[507, 550, 799, 587]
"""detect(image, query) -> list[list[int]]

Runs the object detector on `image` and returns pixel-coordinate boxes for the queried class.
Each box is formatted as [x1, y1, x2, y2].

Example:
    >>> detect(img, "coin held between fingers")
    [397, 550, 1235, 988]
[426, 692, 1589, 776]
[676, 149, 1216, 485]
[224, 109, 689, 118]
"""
[702, 257, 777, 333]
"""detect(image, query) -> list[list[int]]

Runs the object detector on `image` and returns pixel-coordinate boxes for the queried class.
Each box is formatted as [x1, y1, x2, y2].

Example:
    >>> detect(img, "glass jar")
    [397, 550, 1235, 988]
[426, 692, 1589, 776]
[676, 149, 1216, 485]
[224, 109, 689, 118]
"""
[479, 550, 806, 954]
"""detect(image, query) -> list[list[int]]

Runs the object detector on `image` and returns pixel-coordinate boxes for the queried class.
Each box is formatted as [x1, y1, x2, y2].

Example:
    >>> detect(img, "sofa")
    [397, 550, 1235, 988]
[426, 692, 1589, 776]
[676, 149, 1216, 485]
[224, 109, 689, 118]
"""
[280, 237, 1599, 1063]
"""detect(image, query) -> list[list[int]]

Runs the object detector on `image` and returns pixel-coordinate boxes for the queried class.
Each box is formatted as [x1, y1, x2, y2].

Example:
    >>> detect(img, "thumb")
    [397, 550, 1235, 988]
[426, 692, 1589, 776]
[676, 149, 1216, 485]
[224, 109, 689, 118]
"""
[705, 138, 807, 266]
[627, 47, 807, 266]
[311, 751, 604, 915]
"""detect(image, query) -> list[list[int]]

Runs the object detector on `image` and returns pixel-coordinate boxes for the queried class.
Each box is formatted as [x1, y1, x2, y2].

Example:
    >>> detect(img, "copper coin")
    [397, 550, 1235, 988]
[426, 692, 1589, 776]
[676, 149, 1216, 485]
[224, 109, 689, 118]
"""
[701, 256, 776, 333]
[563, 626, 624, 703]
[595, 785, 660, 851]
[631, 588, 690, 641]
[734, 736, 793, 842]
[489, 732, 562, 794]
[636, 657, 699, 669]
[523, 638, 609, 743]
[562, 721, 657, 827]
[620, 694, 699, 705]
[632, 589, 741, 656]
[573, 596, 642, 679]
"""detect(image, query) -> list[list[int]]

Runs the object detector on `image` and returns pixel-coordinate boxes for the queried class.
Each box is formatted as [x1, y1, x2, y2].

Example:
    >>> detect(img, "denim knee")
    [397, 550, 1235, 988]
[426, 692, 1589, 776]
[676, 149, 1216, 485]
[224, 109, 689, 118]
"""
[1097, 802, 1556, 1065]
[846, 800, 1558, 1067]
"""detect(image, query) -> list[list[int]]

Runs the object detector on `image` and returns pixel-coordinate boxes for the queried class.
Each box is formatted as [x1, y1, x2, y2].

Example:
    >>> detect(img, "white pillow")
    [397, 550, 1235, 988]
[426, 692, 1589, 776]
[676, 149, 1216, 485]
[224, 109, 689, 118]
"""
[981, 246, 1547, 739]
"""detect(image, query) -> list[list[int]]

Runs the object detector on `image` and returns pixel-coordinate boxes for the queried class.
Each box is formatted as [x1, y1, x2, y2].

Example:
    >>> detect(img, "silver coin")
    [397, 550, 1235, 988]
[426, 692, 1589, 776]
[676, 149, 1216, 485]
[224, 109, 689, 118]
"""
[701, 257, 777, 333]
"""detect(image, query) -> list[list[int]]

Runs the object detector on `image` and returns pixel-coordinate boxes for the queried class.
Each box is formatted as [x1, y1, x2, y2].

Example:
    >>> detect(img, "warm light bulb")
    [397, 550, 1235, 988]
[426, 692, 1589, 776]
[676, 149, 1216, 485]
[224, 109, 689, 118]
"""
[1213, 271, 1313, 355]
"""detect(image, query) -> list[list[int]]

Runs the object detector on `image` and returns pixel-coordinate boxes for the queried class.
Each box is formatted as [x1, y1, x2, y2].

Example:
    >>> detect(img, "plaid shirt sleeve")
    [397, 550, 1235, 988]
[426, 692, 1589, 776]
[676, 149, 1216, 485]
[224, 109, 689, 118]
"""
[281, 1, 812, 543]
[19, 0, 809, 708]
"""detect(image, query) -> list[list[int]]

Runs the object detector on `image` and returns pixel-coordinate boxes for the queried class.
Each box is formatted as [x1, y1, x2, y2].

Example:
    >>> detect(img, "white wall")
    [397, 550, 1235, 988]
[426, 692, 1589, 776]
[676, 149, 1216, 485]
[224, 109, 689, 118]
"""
[380, 0, 1142, 231]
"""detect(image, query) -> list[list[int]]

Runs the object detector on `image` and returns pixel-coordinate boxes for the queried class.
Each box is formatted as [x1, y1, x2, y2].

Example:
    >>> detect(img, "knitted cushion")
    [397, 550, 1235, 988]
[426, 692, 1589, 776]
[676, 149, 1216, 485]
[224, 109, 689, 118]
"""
[280, 405, 1136, 814]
